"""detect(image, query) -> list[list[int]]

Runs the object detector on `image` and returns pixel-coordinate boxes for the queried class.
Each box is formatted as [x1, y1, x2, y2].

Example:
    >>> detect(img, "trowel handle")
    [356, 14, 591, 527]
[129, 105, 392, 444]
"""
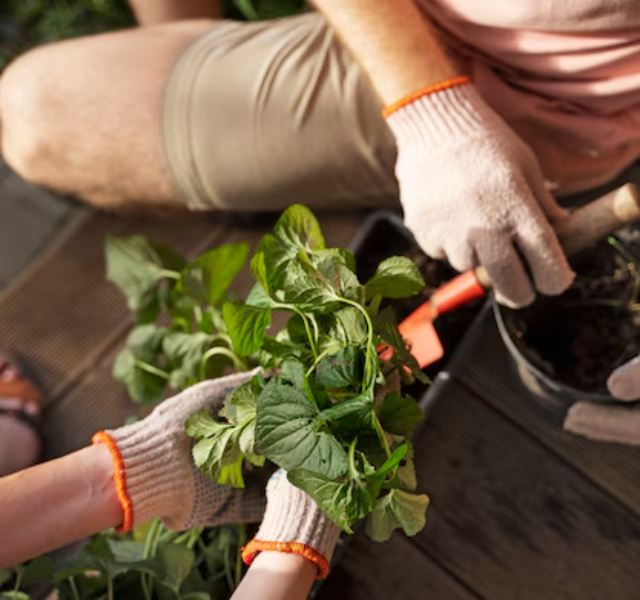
[432, 183, 640, 315]
[554, 183, 640, 257]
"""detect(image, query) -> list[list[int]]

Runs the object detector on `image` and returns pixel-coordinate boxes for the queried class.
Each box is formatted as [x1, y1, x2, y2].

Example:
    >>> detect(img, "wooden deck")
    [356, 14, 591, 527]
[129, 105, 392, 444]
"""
[3, 159, 640, 599]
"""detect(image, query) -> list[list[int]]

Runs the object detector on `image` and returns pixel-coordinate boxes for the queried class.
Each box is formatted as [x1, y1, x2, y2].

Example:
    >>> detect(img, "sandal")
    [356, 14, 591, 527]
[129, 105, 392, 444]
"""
[0, 354, 45, 449]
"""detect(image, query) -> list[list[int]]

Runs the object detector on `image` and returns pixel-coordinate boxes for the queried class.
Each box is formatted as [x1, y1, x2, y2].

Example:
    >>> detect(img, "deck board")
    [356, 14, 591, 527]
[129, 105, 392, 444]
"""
[0, 159, 80, 288]
[412, 377, 640, 600]
[318, 534, 481, 600]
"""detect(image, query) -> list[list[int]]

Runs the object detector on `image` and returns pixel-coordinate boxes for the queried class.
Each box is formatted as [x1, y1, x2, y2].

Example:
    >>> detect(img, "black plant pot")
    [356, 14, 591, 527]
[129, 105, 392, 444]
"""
[493, 297, 617, 420]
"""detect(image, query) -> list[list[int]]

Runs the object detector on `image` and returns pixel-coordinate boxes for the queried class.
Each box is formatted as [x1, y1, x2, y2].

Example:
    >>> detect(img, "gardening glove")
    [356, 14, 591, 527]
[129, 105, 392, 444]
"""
[242, 470, 340, 580]
[384, 78, 576, 308]
[93, 369, 265, 532]
[564, 357, 640, 445]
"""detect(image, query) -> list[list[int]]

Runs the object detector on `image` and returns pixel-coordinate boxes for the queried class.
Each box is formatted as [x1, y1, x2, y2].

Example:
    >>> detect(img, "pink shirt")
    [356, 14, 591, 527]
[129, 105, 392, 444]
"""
[417, 0, 640, 194]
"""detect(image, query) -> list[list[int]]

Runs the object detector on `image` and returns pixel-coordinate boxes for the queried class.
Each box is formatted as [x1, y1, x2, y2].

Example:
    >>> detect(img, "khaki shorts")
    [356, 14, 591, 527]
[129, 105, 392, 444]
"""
[161, 13, 399, 211]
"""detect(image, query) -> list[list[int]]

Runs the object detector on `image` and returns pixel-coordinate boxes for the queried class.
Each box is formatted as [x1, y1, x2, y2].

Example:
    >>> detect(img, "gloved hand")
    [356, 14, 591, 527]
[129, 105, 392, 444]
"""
[564, 357, 640, 445]
[384, 79, 575, 307]
[242, 470, 340, 580]
[93, 369, 265, 532]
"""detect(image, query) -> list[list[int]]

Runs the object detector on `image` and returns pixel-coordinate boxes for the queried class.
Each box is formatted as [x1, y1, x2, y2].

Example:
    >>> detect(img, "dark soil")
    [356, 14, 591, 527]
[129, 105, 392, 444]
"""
[501, 238, 640, 394]
[354, 215, 483, 385]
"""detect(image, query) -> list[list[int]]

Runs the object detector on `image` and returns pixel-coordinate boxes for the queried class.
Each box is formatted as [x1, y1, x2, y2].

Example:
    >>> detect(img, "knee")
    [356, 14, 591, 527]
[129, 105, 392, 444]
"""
[0, 48, 59, 184]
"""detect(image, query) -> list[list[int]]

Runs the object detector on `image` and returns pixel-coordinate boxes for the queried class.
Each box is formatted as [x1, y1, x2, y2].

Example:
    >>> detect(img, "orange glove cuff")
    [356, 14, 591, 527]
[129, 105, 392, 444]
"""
[382, 75, 471, 118]
[242, 539, 331, 579]
[92, 431, 134, 533]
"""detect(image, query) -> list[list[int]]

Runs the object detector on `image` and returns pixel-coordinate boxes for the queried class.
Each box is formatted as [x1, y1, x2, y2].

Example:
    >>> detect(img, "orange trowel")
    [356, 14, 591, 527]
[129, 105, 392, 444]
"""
[386, 183, 640, 369]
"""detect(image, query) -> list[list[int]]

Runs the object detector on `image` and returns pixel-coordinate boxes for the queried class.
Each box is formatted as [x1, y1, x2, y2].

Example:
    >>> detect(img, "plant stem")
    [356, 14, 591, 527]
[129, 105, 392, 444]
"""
[159, 269, 181, 280]
[308, 313, 320, 347]
[13, 568, 23, 593]
[340, 298, 376, 393]
[193, 305, 203, 325]
[186, 527, 204, 550]
[69, 577, 81, 600]
[107, 573, 114, 600]
[305, 348, 332, 379]
[235, 524, 247, 588]
[224, 544, 234, 592]
[373, 414, 392, 459]
[348, 437, 361, 482]
[142, 518, 162, 600]
[199, 347, 249, 379]
[134, 360, 170, 380]
[291, 307, 318, 359]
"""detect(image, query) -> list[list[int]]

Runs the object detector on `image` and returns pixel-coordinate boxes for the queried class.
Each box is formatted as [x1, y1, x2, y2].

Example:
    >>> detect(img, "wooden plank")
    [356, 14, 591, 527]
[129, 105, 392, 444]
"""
[316, 533, 480, 600]
[42, 349, 143, 457]
[411, 376, 640, 600]
[0, 159, 79, 287]
[450, 307, 640, 517]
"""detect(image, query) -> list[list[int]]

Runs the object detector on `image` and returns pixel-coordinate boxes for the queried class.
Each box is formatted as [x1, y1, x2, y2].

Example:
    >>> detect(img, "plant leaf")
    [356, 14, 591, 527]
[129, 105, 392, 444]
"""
[378, 393, 424, 437]
[278, 259, 342, 313]
[365, 256, 425, 301]
[274, 204, 326, 253]
[256, 380, 348, 479]
[396, 456, 418, 492]
[222, 376, 262, 424]
[223, 302, 271, 356]
[316, 346, 364, 389]
[318, 396, 372, 431]
[287, 469, 376, 532]
[366, 489, 429, 542]
[162, 331, 226, 388]
[113, 347, 167, 405]
[256, 205, 326, 292]
[20, 557, 54, 587]
[374, 307, 429, 385]
[179, 243, 249, 306]
[185, 409, 225, 439]
[246, 282, 274, 308]
[190, 421, 246, 488]
[314, 248, 356, 272]
[105, 236, 177, 319]
[156, 543, 195, 593]
[335, 307, 368, 345]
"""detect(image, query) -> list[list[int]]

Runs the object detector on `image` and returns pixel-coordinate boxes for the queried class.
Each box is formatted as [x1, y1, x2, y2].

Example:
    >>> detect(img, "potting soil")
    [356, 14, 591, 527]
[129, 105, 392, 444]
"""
[502, 239, 640, 394]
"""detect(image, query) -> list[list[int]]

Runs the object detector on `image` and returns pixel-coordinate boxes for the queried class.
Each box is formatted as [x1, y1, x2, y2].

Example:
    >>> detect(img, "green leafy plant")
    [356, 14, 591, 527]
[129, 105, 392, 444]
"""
[106, 236, 252, 404]
[0, 522, 249, 600]
[5, 204, 429, 600]
[184, 205, 430, 540]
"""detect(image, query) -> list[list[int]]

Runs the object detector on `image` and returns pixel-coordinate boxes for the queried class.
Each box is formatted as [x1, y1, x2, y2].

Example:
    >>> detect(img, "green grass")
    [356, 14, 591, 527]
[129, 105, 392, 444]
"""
[0, 0, 305, 70]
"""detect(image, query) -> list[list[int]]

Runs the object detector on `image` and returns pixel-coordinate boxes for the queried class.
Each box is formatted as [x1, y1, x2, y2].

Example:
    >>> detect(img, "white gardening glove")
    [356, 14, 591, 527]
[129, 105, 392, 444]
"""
[564, 357, 640, 445]
[242, 471, 340, 580]
[93, 369, 265, 532]
[385, 81, 576, 307]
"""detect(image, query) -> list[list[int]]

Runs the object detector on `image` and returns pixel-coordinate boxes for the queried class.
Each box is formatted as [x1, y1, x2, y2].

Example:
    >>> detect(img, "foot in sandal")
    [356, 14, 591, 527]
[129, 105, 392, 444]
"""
[0, 356, 44, 476]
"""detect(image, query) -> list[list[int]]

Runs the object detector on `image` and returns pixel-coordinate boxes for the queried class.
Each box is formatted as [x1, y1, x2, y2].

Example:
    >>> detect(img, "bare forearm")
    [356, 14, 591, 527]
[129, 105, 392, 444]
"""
[312, 0, 458, 102]
[232, 553, 316, 600]
[0, 444, 122, 569]
[128, 0, 221, 25]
